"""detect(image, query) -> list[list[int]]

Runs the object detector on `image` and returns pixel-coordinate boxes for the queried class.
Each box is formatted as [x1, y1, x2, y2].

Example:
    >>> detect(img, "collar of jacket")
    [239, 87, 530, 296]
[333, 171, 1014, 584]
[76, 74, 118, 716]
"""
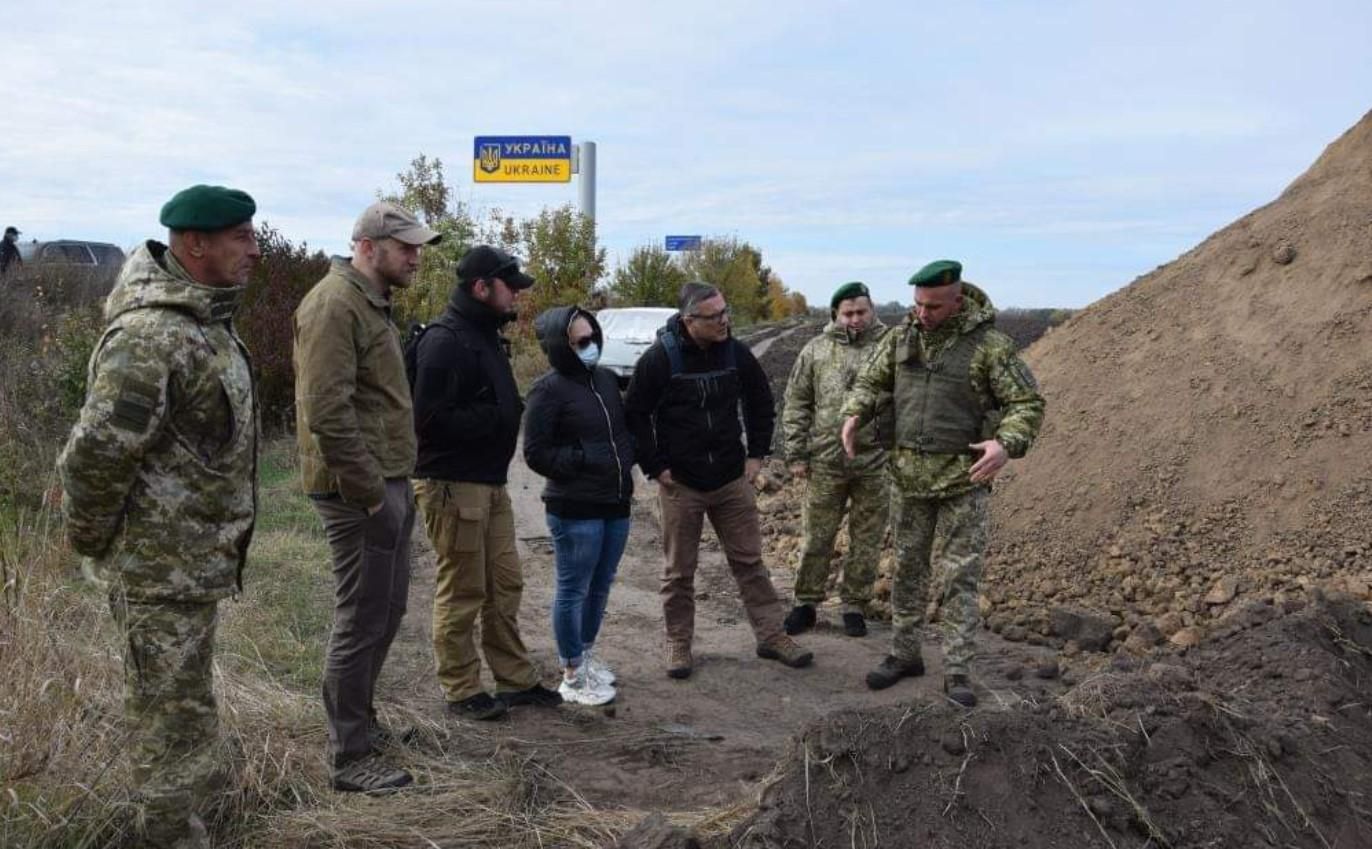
[450, 283, 515, 329]
[105, 240, 245, 324]
[330, 256, 393, 311]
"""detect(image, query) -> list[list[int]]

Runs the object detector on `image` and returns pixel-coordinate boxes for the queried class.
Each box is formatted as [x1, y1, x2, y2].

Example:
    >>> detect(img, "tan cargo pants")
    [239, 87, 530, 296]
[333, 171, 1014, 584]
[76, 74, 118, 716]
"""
[415, 479, 538, 702]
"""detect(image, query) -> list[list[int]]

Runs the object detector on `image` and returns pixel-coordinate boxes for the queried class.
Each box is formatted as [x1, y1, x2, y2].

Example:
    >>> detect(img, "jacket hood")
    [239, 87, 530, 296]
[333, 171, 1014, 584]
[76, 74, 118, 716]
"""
[912, 281, 997, 337]
[105, 241, 244, 324]
[824, 313, 887, 344]
[449, 282, 516, 328]
[535, 305, 603, 376]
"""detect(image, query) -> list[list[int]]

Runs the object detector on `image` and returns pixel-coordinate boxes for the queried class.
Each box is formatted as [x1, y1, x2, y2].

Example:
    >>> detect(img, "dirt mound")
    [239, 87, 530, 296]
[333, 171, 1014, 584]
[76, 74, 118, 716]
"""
[978, 110, 1372, 647]
[718, 597, 1372, 849]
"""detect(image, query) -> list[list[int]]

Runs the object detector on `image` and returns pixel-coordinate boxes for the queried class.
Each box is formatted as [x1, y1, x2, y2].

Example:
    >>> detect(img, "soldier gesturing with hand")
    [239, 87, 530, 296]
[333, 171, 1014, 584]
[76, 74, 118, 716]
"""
[840, 260, 1044, 708]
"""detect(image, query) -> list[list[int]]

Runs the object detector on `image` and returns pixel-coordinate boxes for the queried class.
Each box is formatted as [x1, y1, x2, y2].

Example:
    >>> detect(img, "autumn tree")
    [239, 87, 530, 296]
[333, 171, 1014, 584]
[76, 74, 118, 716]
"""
[610, 244, 686, 307]
[679, 237, 764, 323]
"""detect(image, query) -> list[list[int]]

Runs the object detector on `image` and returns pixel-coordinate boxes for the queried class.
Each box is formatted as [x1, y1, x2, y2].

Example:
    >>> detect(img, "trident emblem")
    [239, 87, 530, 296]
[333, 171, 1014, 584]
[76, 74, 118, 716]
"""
[479, 143, 501, 174]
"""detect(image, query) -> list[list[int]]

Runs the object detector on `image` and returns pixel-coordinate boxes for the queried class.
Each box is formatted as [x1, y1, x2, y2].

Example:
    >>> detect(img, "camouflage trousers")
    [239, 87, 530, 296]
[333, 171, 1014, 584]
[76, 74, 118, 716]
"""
[889, 487, 988, 677]
[794, 468, 889, 611]
[110, 591, 223, 849]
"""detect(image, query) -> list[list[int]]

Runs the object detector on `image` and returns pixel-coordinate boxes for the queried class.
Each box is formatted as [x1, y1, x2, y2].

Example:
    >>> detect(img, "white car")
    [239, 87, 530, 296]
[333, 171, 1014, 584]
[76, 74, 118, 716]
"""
[595, 307, 676, 387]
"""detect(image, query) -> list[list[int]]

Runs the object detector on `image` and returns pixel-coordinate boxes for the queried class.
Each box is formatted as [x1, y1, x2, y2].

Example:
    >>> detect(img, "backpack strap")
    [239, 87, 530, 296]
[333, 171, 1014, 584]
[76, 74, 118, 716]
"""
[661, 330, 685, 377]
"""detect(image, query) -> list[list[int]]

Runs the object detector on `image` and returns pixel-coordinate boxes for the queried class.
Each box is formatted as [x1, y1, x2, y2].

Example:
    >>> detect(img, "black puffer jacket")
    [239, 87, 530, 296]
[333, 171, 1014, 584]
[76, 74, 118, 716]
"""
[523, 306, 635, 518]
[624, 314, 774, 492]
[413, 285, 524, 484]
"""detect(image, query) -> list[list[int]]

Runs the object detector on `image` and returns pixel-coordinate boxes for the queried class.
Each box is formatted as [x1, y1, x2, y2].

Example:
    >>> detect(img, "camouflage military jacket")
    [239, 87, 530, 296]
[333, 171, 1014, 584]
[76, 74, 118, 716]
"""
[840, 283, 1044, 499]
[58, 242, 258, 602]
[782, 318, 891, 476]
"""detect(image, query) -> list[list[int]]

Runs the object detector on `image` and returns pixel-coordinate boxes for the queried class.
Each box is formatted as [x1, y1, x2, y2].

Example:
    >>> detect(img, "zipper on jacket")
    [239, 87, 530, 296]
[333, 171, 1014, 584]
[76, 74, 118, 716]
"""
[590, 379, 625, 502]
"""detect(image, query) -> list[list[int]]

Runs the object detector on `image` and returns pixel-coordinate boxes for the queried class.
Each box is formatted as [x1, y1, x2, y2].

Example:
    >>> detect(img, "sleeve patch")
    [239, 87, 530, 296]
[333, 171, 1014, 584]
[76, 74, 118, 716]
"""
[109, 379, 160, 432]
[1010, 359, 1039, 391]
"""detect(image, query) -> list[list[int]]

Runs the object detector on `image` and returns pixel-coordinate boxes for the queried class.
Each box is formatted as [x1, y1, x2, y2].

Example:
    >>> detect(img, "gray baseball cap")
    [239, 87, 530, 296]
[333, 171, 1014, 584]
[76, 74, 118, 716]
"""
[351, 202, 441, 246]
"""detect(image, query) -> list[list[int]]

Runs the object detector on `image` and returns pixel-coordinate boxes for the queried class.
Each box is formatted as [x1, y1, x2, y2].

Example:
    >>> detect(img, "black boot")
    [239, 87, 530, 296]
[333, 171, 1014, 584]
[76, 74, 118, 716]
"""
[865, 654, 925, 690]
[783, 603, 817, 635]
[842, 611, 867, 637]
[944, 675, 977, 708]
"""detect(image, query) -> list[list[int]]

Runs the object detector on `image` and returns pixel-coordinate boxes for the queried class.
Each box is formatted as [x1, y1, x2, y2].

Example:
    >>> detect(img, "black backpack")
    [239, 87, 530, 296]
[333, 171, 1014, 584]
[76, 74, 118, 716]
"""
[403, 316, 458, 390]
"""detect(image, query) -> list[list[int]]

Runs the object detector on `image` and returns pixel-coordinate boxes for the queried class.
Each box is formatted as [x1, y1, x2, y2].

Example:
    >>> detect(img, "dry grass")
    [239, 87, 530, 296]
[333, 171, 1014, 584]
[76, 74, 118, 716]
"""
[1, 440, 745, 848]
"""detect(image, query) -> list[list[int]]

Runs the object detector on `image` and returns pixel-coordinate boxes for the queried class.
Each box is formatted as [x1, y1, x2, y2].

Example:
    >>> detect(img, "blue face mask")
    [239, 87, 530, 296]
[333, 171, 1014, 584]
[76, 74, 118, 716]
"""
[576, 341, 600, 368]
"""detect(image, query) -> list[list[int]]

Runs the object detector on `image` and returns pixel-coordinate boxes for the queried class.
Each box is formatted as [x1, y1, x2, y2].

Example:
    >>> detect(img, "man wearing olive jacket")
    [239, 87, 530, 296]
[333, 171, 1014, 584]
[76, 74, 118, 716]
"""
[293, 201, 440, 792]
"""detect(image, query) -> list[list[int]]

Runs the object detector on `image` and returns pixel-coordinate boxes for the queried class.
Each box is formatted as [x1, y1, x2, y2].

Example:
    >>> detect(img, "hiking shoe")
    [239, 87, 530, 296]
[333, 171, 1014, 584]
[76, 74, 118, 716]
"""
[584, 649, 616, 686]
[447, 692, 508, 721]
[783, 603, 817, 635]
[666, 642, 693, 679]
[842, 611, 868, 637]
[944, 675, 977, 708]
[558, 666, 616, 706]
[367, 718, 417, 749]
[866, 654, 925, 690]
[756, 634, 814, 668]
[332, 753, 414, 793]
[500, 683, 564, 708]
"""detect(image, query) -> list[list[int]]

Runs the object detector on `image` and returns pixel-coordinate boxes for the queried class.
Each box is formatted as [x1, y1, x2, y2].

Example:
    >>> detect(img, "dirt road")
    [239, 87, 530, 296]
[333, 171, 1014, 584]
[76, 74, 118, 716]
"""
[381, 447, 1061, 816]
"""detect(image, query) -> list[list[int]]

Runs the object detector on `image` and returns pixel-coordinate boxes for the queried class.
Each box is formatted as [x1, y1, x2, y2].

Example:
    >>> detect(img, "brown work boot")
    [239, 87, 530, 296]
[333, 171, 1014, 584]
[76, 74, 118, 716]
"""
[756, 633, 814, 668]
[666, 642, 693, 679]
[944, 674, 977, 708]
[865, 654, 925, 690]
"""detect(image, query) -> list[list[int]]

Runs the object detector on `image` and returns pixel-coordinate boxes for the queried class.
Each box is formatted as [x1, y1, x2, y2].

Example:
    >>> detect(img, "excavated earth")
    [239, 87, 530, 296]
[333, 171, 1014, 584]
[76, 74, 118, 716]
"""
[631, 111, 1372, 848]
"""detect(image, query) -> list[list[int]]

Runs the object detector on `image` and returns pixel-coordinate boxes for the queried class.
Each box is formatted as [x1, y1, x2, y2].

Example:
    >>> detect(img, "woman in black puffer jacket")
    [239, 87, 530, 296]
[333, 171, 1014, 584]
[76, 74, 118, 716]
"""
[523, 306, 635, 706]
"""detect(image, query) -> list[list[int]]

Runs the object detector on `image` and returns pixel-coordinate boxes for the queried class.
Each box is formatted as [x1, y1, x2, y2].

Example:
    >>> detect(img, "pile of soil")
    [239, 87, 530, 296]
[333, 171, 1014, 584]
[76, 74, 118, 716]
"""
[984, 109, 1372, 650]
[713, 596, 1372, 849]
[753, 111, 1372, 648]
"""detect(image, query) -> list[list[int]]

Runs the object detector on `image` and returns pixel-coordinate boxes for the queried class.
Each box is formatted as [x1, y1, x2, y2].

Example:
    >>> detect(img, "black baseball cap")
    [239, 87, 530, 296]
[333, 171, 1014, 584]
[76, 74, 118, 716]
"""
[456, 245, 534, 290]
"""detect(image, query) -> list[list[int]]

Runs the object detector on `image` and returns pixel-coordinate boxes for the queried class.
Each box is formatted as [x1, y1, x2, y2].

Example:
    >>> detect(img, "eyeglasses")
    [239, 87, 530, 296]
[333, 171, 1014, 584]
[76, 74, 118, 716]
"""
[688, 306, 730, 323]
[570, 335, 596, 350]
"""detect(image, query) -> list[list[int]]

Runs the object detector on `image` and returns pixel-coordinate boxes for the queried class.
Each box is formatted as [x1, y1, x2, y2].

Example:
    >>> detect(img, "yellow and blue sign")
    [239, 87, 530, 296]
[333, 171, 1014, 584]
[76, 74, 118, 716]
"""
[473, 135, 572, 183]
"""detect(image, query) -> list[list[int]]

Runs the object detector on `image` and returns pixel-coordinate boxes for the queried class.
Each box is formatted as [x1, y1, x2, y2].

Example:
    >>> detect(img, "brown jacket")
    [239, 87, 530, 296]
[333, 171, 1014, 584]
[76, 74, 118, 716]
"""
[293, 257, 416, 507]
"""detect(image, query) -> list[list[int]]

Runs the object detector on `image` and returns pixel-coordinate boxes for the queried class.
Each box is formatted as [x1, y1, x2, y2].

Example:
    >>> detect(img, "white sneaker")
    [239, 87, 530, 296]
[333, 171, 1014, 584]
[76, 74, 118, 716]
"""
[558, 667, 616, 706]
[583, 650, 617, 686]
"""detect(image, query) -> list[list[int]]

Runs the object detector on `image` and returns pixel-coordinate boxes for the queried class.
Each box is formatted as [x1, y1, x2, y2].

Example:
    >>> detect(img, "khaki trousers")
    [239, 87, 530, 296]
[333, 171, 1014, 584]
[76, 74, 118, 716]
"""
[658, 475, 785, 646]
[416, 479, 537, 702]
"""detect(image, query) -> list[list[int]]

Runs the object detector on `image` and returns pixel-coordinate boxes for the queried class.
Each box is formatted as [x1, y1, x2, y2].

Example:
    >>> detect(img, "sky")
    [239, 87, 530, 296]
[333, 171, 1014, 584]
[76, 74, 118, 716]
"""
[2, 0, 1370, 309]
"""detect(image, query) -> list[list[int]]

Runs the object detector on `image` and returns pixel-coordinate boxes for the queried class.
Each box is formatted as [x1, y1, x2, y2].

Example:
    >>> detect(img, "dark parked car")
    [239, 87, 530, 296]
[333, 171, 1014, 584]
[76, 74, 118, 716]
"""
[11, 239, 127, 302]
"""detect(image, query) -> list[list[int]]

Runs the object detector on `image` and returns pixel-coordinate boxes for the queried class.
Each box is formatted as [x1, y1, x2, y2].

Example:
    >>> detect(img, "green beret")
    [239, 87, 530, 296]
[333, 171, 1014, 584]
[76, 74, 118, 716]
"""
[909, 259, 962, 288]
[159, 184, 257, 232]
[830, 281, 870, 310]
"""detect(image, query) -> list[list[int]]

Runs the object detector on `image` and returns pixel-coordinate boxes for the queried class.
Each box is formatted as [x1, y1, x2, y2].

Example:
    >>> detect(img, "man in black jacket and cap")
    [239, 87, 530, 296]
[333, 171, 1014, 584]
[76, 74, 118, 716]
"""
[411, 245, 562, 720]
[625, 281, 813, 679]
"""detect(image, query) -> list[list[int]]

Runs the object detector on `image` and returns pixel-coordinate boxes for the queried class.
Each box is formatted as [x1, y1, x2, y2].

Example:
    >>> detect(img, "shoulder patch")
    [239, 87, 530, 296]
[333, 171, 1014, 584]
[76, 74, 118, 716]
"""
[110, 378, 161, 432]
[1009, 358, 1039, 391]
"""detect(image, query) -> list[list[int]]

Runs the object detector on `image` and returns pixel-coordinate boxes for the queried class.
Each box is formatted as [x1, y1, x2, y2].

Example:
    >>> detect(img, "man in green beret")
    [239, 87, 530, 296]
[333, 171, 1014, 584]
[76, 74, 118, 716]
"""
[58, 184, 261, 847]
[781, 281, 892, 638]
[840, 260, 1044, 707]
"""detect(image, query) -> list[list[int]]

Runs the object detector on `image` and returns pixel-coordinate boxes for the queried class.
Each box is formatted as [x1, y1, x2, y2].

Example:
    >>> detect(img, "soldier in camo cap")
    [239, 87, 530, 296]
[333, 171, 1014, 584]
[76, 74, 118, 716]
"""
[841, 260, 1044, 708]
[57, 184, 260, 848]
[781, 281, 893, 639]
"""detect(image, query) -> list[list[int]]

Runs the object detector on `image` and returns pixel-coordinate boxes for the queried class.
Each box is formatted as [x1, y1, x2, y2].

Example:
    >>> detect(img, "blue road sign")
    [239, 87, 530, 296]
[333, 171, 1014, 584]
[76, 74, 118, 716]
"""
[665, 235, 702, 251]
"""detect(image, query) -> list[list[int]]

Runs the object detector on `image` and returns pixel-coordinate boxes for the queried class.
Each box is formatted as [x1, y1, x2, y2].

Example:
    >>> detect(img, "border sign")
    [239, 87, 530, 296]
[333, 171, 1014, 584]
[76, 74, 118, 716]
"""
[474, 135, 572, 183]
[665, 235, 702, 251]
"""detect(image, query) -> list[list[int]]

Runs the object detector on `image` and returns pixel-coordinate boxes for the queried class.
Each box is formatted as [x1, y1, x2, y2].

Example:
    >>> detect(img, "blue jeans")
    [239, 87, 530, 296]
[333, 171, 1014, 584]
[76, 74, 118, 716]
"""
[547, 513, 630, 668]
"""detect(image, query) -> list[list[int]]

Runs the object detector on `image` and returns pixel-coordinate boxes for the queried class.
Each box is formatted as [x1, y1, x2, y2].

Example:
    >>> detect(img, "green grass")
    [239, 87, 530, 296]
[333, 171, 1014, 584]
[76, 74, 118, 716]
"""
[219, 440, 332, 690]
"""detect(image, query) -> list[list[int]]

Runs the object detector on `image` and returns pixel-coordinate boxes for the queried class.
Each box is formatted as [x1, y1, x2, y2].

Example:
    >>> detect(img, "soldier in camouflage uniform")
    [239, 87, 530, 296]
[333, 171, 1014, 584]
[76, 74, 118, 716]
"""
[58, 185, 260, 848]
[781, 281, 892, 638]
[841, 260, 1043, 707]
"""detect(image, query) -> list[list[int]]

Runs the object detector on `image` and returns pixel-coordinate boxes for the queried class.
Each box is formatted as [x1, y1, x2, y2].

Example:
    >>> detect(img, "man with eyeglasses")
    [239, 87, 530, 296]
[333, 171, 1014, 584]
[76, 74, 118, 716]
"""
[625, 281, 813, 679]
[411, 245, 563, 723]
